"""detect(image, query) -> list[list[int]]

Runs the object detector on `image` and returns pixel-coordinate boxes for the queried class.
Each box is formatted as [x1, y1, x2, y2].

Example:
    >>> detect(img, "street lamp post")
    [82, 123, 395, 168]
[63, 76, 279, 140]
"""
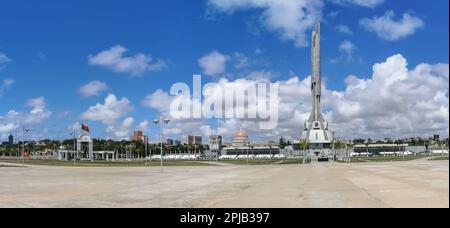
[143, 136, 148, 166]
[70, 131, 77, 166]
[21, 128, 24, 166]
[17, 137, 20, 165]
[153, 118, 170, 173]
[269, 146, 272, 159]
[246, 147, 249, 166]
[20, 127, 31, 167]
[332, 131, 336, 161]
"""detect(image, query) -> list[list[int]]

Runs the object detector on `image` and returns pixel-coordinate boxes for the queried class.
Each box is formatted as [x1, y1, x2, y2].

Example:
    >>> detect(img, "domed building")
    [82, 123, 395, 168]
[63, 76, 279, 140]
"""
[232, 129, 250, 147]
[221, 128, 281, 156]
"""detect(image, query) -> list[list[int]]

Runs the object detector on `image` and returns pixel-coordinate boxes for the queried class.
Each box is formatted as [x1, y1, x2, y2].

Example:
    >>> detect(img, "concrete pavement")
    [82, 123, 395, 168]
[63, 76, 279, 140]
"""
[0, 159, 448, 208]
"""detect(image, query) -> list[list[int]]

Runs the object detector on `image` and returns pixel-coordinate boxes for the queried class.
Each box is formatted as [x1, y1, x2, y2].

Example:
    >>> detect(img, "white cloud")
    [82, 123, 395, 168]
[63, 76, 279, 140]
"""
[0, 97, 52, 139]
[331, 0, 385, 8]
[245, 70, 274, 81]
[105, 117, 135, 140]
[198, 51, 268, 78]
[141, 89, 174, 113]
[340, 40, 355, 57]
[198, 50, 229, 76]
[360, 11, 424, 41]
[138, 120, 149, 131]
[330, 40, 357, 63]
[68, 122, 81, 132]
[80, 94, 144, 140]
[143, 54, 449, 141]
[79, 80, 108, 97]
[330, 55, 448, 138]
[0, 122, 18, 135]
[208, 0, 323, 47]
[88, 45, 166, 76]
[327, 11, 340, 18]
[24, 97, 52, 125]
[0, 78, 15, 97]
[0, 111, 20, 136]
[336, 24, 353, 35]
[0, 53, 12, 70]
[81, 94, 132, 125]
[2, 78, 14, 87]
[233, 52, 250, 69]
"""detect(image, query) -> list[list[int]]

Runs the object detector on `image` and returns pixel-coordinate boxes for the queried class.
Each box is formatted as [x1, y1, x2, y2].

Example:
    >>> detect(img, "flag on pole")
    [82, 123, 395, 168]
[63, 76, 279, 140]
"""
[81, 123, 90, 132]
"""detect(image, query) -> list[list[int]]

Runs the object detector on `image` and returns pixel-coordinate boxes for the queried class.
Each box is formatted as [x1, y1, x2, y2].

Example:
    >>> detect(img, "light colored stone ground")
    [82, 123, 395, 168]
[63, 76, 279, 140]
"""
[0, 159, 448, 208]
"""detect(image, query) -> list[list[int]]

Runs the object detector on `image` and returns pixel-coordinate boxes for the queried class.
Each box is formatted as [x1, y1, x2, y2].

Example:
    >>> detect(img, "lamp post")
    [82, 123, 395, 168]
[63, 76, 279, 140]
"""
[21, 127, 24, 166]
[17, 134, 20, 165]
[21, 127, 31, 167]
[143, 136, 148, 166]
[70, 130, 77, 166]
[153, 118, 170, 173]
[246, 147, 249, 166]
[332, 131, 336, 161]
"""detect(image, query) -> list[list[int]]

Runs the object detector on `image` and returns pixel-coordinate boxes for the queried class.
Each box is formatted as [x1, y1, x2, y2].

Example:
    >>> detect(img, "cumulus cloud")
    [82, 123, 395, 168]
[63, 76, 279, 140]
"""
[79, 80, 108, 97]
[336, 24, 353, 35]
[24, 97, 52, 125]
[0, 122, 18, 135]
[331, 0, 385, 8]
[208, 0, 323, 47]
[138, 120, 149, 131]
[360, 11, 424, 41]
[81, 94, 132, 125]
[106, 117, 135, 140]
[330, 40, 357, 63]
[0, 78, 15, 97]
[80, 94, 148, 140]
[198, 51, 229, 76]
[141, 89, 174, 113]
[0, 52, 12, 70]
[330, 55, 448, 139]
[88, 45, 166, 76]
[198, 51, 269, 78]
[0, 111, 19, 136]
[143, 54, 449, 141]
[0, 97, 52, 139]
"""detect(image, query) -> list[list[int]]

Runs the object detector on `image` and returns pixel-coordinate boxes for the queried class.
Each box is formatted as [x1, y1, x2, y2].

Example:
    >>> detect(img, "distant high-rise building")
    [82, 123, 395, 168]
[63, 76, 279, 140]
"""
[433, 135, 440, 141]
[185, 135, 202, 145]
[166, 139, 174, 146]
[8, 134, 13, 145]
[143, 135, 149, 145]
[209, 135, 223, 151]
[279, 136, 286, 145]
[133, 131, 144, 143]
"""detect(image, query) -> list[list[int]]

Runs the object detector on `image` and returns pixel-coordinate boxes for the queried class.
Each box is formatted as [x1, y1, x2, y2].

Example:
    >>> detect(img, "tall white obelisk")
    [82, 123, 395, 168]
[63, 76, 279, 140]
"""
[301, 22, 333, 149]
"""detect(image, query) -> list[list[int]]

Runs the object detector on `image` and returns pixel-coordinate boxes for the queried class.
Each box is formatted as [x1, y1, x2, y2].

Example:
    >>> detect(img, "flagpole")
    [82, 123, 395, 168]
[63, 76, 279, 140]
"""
[73, 129, 77, 167]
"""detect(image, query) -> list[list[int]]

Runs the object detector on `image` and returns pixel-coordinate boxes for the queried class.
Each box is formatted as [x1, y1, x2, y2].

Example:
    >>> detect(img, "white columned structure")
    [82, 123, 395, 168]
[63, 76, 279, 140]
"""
[77, 133, 94, 159]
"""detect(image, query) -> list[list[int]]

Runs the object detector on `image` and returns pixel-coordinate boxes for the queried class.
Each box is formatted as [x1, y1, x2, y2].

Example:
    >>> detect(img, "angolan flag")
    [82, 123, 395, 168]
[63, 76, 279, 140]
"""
[81, 123, 90, 132]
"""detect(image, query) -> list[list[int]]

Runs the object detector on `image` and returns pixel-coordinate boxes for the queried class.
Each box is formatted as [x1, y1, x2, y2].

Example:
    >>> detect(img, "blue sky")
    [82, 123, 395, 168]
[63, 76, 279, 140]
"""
[0, 0, 449, 142]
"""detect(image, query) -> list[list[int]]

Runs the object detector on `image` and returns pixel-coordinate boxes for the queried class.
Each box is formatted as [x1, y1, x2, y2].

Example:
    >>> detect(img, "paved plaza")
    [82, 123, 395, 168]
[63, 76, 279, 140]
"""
[0, 159, 448, 208]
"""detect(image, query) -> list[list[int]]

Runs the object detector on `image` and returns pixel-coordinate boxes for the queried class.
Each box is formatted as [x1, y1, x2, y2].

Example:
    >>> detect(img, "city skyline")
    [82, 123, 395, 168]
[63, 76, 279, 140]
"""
[0, 0, 449, 142]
